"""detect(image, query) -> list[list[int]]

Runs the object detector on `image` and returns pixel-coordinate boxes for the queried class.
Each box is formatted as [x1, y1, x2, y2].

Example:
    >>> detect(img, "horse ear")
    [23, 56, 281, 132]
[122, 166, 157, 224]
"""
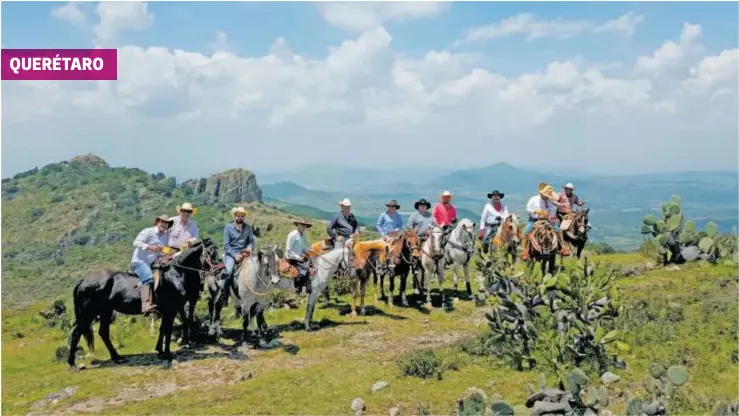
[275, 247, 284, 258]
[585, 208, 590, 214]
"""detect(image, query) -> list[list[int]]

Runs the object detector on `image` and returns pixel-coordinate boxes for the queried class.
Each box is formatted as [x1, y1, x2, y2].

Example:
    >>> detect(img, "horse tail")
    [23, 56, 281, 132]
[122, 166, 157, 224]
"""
[71, 278, 95, 354]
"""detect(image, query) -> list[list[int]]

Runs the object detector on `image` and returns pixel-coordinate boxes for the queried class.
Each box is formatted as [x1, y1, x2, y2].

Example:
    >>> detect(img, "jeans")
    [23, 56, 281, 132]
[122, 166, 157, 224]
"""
[524, 218, 560, 236]
[131, 262, 154, 286]
[221, 255, 237, 289]
[483, 224, 499, 245]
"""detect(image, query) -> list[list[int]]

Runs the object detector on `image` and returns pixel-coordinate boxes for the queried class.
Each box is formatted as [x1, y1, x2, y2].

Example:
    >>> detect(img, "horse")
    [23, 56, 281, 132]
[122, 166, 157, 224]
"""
[525, 219, 559, 276]
[419, 225, 447, 309]
[492, 214, 523, 265]
[560, 208, 590, 259]
[444, 219, 476, 298]
[303, 245, 353, 330]
[67, 238, 218, 369]
[206, 246, 293, 353]
[381, 229, 420, 308]
[309, 233, 361, 302]
[348, 239, 388, 317]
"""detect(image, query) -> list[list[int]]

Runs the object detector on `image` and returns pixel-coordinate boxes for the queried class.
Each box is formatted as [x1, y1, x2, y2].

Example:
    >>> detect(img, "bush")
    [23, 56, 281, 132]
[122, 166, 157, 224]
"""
[72, 233, 92, 246]
[29, 207, 45, 220]
[396, 348, 445, 380]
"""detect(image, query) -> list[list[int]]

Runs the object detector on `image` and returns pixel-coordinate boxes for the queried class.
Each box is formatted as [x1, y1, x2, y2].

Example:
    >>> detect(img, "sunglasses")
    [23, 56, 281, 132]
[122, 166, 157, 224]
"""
[181, 210, 193, 214]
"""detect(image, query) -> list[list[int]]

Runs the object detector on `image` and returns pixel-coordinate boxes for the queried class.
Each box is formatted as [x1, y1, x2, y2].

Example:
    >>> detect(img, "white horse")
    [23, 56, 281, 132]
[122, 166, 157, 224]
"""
[304, 245, 352, 331]
[205, 246, 294, 354]
[420, 225, 446, 309]
[444, 219, 477, 297]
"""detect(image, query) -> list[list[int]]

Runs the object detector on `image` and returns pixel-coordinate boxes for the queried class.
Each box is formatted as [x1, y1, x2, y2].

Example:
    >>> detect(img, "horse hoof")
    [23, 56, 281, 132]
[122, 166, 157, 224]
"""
[360, 307, 366, 316]
[112, 356, 127, 364]
[68, 365, 80, 373]
[424, 303, 433, 310]
[349, 311, 357, 319]
[207, 328, 215, 336]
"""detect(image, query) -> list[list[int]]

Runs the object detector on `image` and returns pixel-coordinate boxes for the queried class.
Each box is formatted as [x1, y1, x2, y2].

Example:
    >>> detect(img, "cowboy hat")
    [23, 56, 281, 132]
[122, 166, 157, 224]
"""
[487, 190, 505, 199]
[293, 218, 313, 228]
[565, 183, 574, 190]
[538, 182, 558, 200]
[385, 199, 400, 209]
[231, 206, 247, 216]
[338, 198, 352, 207]
[441, 191, 452, 197]
[176, 202, 198, 215]
[414, 198, 431, 210]
[154, 215, 174, 227]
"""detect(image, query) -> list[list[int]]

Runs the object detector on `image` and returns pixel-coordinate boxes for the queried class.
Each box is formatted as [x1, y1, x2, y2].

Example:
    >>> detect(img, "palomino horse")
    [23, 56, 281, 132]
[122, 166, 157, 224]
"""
[525, 219, 559, 276]
[302, 245, 353, 331]
[420, 225, 447, 308]
[560, 208, 590, 259]
[493, 214, 523, 264]
[444, 219, 476, 297]
[68, 239, 219, 368]
[382, 229, 420, 307]
[348, 239, 388, 317]
[206, 246, 293, 354]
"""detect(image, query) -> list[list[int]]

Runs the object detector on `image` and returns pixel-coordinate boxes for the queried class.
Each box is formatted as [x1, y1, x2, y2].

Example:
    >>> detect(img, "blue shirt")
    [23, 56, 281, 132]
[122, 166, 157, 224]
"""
[223, 222, 254, 259]
[376, 211, 403, 237]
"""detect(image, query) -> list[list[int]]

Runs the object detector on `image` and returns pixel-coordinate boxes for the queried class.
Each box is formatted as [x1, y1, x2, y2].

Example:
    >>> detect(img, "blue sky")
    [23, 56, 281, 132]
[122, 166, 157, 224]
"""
[1, 2, 738, 179]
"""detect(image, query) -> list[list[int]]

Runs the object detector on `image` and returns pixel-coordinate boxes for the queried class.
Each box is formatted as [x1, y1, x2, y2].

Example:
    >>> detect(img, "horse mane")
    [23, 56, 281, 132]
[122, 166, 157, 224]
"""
[353, 240, 388, 268]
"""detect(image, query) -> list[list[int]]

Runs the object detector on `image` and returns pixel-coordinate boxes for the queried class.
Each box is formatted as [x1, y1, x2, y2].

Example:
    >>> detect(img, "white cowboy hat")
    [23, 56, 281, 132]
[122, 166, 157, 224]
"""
[176, 202, 198, 215]
[338, 198, 352, 207]
[565, 183, 574, 190]
[231, 206, 247, 216]
[441, 191, 452, 197]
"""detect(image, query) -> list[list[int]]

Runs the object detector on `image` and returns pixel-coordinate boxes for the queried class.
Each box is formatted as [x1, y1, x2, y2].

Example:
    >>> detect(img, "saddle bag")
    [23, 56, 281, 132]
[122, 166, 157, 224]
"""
[279, 259, 301, 279]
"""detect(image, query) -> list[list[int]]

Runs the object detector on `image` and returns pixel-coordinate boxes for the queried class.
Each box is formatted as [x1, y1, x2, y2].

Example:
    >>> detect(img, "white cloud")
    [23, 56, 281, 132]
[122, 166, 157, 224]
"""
[93, 1, 154, 46]
[458, 12, 645, 44]
[51, 2, 86, 27]
[2, 12, 737, 178]
[318, 1, 451, 32]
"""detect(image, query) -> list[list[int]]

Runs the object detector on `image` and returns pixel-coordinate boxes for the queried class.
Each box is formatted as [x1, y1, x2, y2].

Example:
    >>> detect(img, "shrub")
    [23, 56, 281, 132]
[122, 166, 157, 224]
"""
[396, 348, 445, 380]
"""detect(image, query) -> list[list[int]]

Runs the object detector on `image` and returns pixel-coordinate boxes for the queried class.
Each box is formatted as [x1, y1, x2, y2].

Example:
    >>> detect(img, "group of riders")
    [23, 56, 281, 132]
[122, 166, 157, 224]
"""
[129, 182, 587, 315]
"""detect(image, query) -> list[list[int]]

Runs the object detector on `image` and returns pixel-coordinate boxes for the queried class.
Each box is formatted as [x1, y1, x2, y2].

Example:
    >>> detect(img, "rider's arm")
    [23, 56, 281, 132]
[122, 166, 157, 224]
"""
[133, 229, 152, 250]
[223, 226, 236, 258]
[376, 214, 386, 237]
[244, 226, 254, 250]
[326, 214, 338, 238]
[285, 232, 300, 260]
[190, 221, 199, 239]
[525, 197, 539, 216]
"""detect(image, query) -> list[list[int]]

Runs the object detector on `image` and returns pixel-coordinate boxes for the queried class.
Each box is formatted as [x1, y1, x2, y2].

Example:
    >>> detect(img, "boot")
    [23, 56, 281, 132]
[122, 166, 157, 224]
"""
[558, 232, 570, 256]
[139, 284, 157, 316]
[216, 276, 232, 306]
[521, 238, 530, 261]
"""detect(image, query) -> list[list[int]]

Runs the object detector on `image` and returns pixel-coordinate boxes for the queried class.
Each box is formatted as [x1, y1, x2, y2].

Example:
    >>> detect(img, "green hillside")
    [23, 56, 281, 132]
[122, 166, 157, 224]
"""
[0, 155, 374, 310]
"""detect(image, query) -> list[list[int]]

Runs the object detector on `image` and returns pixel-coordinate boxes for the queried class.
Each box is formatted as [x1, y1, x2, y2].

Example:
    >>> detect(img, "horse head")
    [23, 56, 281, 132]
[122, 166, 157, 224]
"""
[405, 229, 420, 258]
[575, 208, 590, 237]
[532, 220, 558, 256]
[502, 215, 521, 246]
[456, 219, 476, 252]
[258, 245, 281, 285]
[199, 238, 221, 270]
[425, 226, 445, 259]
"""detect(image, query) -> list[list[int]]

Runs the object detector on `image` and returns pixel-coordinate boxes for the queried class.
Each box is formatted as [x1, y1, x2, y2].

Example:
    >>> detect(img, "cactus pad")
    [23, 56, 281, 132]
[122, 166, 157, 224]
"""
[705, 221, 718, 238]
[699, 237, 715, 253]
[650, 363, 665, 378]
[489, 401, 514, 416]
[667, 213, 683, 232]
[627, 398, 644, 416]
[685, 220, 696, 232]
[667, 365, 688, 386]
[598, 386, 610, 407]
[643, 215, 659, 226]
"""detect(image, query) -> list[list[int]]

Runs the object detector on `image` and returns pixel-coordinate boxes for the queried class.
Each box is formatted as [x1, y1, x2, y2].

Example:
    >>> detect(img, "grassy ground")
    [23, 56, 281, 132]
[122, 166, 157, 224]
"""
[2, 252, 737, 415]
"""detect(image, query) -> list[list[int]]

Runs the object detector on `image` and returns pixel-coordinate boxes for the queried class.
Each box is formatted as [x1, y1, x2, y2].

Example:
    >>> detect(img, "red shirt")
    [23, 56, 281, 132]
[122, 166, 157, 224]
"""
[433, 202, 457, 226]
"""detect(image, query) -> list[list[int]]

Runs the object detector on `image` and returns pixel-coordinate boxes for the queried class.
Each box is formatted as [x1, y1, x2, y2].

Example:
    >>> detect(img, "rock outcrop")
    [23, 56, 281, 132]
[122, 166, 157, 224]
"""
[182, 169, 263, 204]
[69, 154, 109, 168]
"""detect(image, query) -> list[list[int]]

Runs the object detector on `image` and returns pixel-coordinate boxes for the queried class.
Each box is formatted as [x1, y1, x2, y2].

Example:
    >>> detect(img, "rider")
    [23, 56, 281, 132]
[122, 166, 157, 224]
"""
[326, 198, 360, 248]
[433, 191, 457, 265]
[522, 183, 570, 258]
[376, 199, 403, 241]
[478, 190, 509, 254]
[216, 206, 254, 303]
[286, 218, 313, 294]
[130, 215, 173, 315]
[557, 183, 586, 223]
[406, 198, 435, 240]
[168, 202, 199, 252]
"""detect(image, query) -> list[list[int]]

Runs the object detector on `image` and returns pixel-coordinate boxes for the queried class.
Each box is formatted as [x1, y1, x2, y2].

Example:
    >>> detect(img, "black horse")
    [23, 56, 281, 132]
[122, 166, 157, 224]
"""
[379, 230, 420, 307]
[67, 238, 219, 369]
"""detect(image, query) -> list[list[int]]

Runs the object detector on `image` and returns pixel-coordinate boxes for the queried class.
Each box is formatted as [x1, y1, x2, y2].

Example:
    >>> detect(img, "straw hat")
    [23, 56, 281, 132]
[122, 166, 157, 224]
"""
[293, 218, 313, 228]
[154, 215, 174, 227]
[338, 198, 352, 207]
[231, 206, 247, 216]
[385, 199, 400, 209]
[176, 202, 198, 215]
[538, 182, 558, 200]
[441, 191, 452, 198]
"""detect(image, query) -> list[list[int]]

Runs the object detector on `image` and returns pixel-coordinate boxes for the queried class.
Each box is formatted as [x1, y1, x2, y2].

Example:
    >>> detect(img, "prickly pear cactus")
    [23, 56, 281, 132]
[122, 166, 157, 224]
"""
[455, 388, 513, 416]
[628, 362, 688, 415]
[641, 196, 737, 265]
[525, 370, 612, 416]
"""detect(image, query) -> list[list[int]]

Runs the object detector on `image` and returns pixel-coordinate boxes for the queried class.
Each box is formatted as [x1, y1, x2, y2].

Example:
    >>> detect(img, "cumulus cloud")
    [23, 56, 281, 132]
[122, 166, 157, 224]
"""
[50, 2, 86, 27]
[93, 1, 154, 46]
[457, 12, 645, 44]
[3, 9, 737, 178]
[318, 1, 451, 32]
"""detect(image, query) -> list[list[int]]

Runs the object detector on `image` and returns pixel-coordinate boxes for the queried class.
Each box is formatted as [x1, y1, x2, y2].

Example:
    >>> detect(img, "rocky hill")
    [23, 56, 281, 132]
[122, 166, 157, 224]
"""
[0, 155, 332, 309]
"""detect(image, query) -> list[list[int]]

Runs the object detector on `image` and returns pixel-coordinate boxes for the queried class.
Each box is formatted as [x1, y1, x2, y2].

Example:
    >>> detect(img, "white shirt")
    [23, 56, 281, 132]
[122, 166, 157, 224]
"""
[168, 216, 199, 248]
[131, 227, 170, 265]
[479, 203, 510, 230]
[285, 229, 309, 260]
[526, 194, 552, 217]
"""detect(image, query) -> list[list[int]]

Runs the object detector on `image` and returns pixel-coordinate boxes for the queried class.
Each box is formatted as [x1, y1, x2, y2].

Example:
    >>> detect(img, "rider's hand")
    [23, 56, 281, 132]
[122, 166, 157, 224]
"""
[235, 254, 243, 263]
[478, 230, 484, 240]
[148, 245, 162, 252]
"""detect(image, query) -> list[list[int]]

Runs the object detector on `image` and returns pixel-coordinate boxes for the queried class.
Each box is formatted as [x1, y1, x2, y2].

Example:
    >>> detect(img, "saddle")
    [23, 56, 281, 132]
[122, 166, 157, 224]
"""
[559, 212, 574, 232]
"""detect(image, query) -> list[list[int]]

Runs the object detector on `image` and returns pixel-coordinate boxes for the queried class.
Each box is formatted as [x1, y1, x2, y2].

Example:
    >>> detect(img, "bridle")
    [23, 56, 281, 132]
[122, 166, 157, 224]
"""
[423, 227, 445, 260]
[530, 220, 558, 256]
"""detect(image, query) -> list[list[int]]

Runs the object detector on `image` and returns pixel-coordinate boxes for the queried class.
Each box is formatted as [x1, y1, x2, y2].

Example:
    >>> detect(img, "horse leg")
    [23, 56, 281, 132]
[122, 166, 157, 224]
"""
[399, 267, 409, 307]
[239, 305, 251, 354]
[438, 264, 448, 308]
[576, 242, 584, 259]
[423, 265, 433, 309]
[360, 278, 367, 316]
[305, 287, 320, 331]
[350, 277, 358, 318]
[68, 317, 94, 369]
[463, 262, 472, 297]
[207, 294, 216, 337]
[549, 254, 557, 275]
[98, 311, 124, 363]
[158, 312, 176, 361]
[178, 305, 190, 348]
[387, 269, 395, 309]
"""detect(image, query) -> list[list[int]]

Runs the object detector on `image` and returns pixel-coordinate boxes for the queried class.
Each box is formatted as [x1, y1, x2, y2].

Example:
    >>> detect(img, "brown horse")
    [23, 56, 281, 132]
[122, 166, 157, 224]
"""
[492, 214, 523, 264]
[380, 230, 420, 308]
[524, 219, 559, 276]
[560, 209, 590, 259]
